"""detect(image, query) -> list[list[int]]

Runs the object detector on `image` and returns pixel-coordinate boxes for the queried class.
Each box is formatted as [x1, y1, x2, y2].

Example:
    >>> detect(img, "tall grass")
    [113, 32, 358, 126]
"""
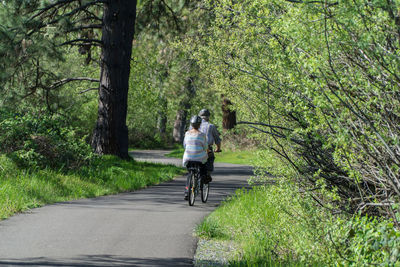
[190, 140, 400, 265]
[196, 185, 337, 266]
[196, 183, 400, 266]
[0, 154, 184, 219]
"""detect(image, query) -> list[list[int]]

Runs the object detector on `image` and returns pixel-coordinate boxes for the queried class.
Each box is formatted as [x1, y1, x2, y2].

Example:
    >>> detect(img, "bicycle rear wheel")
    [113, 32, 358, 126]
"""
[188, 172, 195, 206]
[201, 180, 209, 203]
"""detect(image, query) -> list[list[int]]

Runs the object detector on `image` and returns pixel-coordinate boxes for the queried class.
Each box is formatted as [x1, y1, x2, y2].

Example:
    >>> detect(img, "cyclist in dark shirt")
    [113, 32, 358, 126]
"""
[198, 109, 222, 183]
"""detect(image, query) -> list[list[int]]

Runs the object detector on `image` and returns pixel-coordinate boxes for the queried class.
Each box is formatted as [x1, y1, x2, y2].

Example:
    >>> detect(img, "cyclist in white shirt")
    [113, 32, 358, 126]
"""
[183, 115, 208, 200]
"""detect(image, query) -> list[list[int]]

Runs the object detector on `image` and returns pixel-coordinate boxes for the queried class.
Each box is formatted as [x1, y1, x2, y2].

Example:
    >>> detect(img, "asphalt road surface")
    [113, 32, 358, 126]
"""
[0, 150, 252, 266]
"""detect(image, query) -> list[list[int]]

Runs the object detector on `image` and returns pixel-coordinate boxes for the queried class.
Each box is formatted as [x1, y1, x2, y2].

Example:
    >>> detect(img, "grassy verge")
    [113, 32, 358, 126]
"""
[196, 185, 331, 266]
[165, 147, 254, 165]
[0, 154, 184, 219]
[196, 185, 400, 266]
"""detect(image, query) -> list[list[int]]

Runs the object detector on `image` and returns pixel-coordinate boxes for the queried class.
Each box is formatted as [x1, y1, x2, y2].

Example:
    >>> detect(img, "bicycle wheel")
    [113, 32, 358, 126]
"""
[201, 179, 209, 203]
[188, 172, 196, 206]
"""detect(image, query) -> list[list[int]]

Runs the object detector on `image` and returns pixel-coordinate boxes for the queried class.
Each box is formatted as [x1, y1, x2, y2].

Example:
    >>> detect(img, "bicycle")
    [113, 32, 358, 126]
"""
[186, 161, 209, 206]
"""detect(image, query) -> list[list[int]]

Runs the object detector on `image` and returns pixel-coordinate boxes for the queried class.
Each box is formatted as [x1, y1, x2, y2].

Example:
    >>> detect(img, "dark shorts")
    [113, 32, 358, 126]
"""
[206, 150, 215, 172]
[185, 161, 207, 191]
[186, 161, 207, 177]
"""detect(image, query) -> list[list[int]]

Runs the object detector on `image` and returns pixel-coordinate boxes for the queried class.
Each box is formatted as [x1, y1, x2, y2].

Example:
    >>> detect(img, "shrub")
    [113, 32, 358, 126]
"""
[220, 126, 260, 152]
[128, 130, 165, 149]
[0, 110, 95, 169]
[333, 215, 400, 266]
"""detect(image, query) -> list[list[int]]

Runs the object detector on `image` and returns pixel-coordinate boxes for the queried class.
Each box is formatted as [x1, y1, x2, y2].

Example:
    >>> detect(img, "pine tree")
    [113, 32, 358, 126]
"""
[0, 0, 136, 159]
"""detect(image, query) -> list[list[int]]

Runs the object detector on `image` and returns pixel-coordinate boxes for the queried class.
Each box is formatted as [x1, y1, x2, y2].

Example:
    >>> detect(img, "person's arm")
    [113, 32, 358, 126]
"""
[211, 125, 222, 152]
[183, 133, 187, 149]
[202, 134, 208, 152]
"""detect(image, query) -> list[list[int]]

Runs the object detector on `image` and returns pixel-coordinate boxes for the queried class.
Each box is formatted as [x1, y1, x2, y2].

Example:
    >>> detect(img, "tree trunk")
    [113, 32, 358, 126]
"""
[157, 94, 167, 139]
[222, 95, 236, 130]
[173, 77, 195, 143]
[91, 0, 137, 159]
[173, 109, 188, 143]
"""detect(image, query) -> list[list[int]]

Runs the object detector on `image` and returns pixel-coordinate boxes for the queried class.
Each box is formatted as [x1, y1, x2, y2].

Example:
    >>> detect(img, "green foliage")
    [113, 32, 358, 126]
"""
[0, 154, 184, 219]
[335, 216, 400, 266]
[0, 1, 100, 135]
[127, 42, 169, 148]
[127, 0, 223, 148]
[197, 185, 332, 265]
[196, 149, 400, 265]
[197, 184, 400, 266]
[220, 127, 260, 152]
[187, 0, 400, 218]
[0, 110, 95, 169]
[0, 1, 101, 168]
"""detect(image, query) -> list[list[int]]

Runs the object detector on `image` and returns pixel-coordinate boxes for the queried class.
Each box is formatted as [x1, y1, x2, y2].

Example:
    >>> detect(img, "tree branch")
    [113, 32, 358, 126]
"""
[237, 121, 294, 131]
[49, 77, 100, 90]
[61, 0, 107, 19]
[29, 0, 76, 21]
[246, 125, 304, 145]
[79, 87, 98, 94]
[160, 0, 181, 32]
[284, 0, 338, 6]
[68, 24, 103, 32]
[28, 0, 105, 35]
[58, 39, 102, 47]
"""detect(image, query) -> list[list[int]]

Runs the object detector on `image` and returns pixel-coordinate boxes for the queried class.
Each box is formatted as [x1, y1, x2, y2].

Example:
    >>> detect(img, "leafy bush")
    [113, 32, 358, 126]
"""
[0, 110, 95, 169]
[191, 0, 400, 220]
[128, 130, 165, 149]
[334, 215, 400, 266]
[220, 126, 260, 152]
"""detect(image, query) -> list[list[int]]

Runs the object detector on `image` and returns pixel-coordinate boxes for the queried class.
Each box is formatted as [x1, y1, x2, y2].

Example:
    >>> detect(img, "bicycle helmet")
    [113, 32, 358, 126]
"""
[190, 115, 202, 129]
[198, 109, 210, 117]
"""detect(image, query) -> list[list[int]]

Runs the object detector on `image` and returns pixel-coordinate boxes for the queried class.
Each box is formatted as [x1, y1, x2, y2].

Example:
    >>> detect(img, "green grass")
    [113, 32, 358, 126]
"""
[194, 147, 400, 266]
[165, 147, 255, 165]
[196, 185, 337, 266]
[0, 154, 184, 219]
[199, 185, 400, 266]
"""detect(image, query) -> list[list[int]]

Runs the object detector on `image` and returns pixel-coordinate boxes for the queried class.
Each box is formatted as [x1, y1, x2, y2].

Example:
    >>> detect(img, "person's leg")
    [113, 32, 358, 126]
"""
[184, 172, 190, 200]
[184, 164, 192, 200]
[206, 150, 215, 172]
[199, 163, 207, 180]
[205, 151, 215, 183]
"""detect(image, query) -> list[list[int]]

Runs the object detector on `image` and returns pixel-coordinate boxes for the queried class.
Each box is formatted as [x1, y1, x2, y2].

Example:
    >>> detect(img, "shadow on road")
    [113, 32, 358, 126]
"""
[0, 255, 193, 266]
[51, 168, 253, 214]
[47, 164, 253, 213]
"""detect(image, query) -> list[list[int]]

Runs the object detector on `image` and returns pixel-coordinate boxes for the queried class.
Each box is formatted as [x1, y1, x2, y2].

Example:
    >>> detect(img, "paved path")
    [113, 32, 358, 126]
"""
[0, 150, 252, 266]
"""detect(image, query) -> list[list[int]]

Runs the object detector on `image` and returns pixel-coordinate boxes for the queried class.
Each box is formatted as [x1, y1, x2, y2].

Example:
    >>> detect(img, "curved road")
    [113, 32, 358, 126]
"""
[0, 150, 252, 266]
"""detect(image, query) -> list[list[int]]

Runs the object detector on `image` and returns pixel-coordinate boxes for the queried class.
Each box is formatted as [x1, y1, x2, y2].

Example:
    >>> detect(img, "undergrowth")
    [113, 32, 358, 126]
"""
[195, 148, 400, 266]
[196, 184, 400, 266]
[0, 110, 95, 169]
